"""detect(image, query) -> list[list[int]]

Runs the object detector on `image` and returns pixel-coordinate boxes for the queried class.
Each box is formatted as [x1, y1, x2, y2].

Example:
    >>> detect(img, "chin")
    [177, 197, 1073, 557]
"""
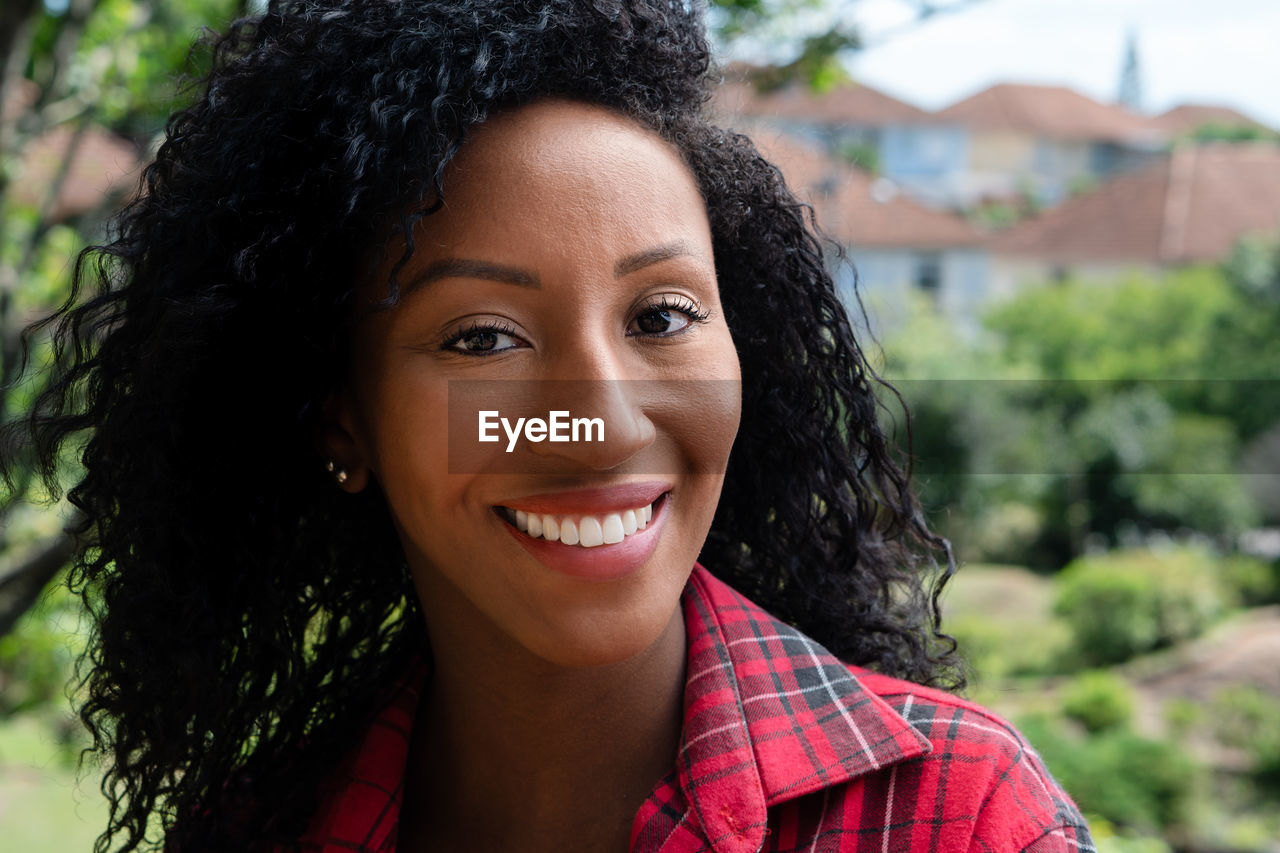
[522, 602, 682, 670]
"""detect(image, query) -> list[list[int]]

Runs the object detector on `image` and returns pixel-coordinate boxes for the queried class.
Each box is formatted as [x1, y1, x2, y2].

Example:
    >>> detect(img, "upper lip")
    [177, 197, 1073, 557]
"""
[496, 481, 670, 515]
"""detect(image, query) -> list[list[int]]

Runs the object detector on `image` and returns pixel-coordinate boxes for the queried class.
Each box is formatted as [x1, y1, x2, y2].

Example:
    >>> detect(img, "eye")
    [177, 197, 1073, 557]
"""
[442, 320, 526, 355]
[628, 296, 711, 337]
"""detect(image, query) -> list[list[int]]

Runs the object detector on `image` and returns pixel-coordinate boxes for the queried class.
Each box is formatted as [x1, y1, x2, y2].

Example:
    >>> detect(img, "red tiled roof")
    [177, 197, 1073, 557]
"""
[12, 123, 142, 221]
[1, 78, 38, 123]
[991, 143, 1280, 265]
[1148, 104, 1274, 135]
[713, 72, 932, 126]
[752, 131, 981, 249]
[938, 82, 1156, 143]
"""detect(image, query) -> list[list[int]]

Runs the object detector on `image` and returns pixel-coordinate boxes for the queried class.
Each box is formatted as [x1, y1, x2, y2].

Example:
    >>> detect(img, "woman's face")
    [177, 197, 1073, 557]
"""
[326, 100, 742, 668]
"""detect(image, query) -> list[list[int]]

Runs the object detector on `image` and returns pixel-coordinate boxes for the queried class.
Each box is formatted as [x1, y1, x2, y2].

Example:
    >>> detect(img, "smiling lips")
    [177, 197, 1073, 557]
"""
[500, 501, 655, 548]
[493, 483, 670, 579]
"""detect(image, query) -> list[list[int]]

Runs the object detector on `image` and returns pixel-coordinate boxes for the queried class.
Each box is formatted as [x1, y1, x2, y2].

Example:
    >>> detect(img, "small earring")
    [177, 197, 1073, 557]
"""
[325, 459, 349, 485]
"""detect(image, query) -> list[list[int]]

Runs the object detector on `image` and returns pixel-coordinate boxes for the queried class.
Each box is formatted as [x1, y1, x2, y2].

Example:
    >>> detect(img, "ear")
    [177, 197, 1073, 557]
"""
[313, 388, 373, 493]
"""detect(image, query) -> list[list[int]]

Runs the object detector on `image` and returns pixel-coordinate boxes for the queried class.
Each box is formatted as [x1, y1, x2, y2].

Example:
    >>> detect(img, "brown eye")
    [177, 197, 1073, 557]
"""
[462, 330, 500, 351]
[443, 321, 525, 355]
[634, 307, 687, 335]
[628, 296, 710, 337]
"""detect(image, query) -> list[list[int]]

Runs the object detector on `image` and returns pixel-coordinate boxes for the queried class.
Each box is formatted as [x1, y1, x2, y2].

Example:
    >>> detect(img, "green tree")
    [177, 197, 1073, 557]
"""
[710, 0, 985, 89]
[884, 257, 1280, 568]
[1187, 122, 1279, 145]
[0, 0, 245, 655]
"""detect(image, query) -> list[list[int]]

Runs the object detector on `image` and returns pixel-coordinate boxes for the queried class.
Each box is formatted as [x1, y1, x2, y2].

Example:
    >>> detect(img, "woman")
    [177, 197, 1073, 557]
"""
[16, 0, 1093, 850]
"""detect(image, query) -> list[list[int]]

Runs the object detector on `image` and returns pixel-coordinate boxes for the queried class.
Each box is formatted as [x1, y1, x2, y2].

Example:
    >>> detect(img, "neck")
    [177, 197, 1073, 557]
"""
[400, 596, 687, 852]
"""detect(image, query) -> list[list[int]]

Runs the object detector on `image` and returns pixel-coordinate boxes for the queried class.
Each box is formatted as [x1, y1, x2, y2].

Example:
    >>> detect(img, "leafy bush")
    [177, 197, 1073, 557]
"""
[1162, 698, 1201, 739]
[1054, 548, 1224, 666]
[947, 613, 1070, 680]
[1061, 671, 1135, 733]
[940, 564, 1070, 679]
[1211, 686, 1280, 796]
[0, 582, 84, 719]
[1220, 554, 1280, 606]
[1019, 714, 1199, 833]
[1087, 819, 1173, 853]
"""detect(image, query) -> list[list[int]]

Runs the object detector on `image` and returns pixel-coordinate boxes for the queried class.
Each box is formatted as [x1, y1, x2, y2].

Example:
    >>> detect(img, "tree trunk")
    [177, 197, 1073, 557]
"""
[0, 530, 77, 637]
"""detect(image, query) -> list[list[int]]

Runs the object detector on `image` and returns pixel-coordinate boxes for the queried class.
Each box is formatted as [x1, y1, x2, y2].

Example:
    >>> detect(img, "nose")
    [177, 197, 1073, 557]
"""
[525, 344, 657, 470]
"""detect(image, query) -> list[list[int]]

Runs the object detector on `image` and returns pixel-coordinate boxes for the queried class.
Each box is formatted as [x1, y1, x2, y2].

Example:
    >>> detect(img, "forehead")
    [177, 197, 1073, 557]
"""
[424, 100, 711, 259]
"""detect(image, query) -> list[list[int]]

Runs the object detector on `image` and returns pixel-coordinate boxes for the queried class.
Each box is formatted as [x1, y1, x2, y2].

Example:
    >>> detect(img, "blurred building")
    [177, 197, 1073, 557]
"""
[714, 72, 969, 208]
[717, 71, 1280, 326]
[935, 82, 1165, 207]
[749, 132, 987, 325]
[716, 69, 1274, 213]
[989, 143, 1280, 293]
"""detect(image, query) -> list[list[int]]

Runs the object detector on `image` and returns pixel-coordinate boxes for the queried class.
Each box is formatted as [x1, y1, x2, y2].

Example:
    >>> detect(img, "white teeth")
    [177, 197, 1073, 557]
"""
[579, 517, 604, 547]
[602, 514, 625, 544]
[503, 499, 660, 547]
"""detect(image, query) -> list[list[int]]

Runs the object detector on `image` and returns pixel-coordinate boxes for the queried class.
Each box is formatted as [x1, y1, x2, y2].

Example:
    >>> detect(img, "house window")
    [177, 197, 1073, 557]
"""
[915, 253, 942, 296]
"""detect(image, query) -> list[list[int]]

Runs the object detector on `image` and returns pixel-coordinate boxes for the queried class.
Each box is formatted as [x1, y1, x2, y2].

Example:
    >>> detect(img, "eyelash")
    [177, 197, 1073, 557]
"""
[440, 296, 711, 356]
[440, 319, 523, 354]
[631, 296, 712, 336]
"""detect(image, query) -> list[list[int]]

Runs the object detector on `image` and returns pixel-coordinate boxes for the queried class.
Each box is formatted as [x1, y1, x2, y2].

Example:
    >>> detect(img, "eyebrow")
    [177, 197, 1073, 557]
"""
[407, 259, 542, 291]
[614, 242, 703, 277]
[404, 240, 705, 293]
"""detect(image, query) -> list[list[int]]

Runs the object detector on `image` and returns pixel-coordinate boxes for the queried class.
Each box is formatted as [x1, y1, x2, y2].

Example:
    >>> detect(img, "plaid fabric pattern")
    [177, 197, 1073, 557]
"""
[293, 566, 1095, 852]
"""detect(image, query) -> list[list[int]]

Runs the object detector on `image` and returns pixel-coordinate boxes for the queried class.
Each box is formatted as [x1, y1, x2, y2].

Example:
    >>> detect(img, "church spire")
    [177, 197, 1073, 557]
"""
[1118, 29, 1142, 112]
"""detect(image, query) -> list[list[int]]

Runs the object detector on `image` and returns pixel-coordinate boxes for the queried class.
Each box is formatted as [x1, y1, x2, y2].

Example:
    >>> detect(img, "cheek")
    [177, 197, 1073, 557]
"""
[684, 387, 741, 473]
[648, 370, 741, 475]
[355, 371, 456, 523]
[684, 335, 742, 470]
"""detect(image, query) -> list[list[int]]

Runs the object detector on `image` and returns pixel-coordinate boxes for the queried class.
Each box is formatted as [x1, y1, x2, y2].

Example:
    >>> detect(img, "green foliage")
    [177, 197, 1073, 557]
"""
[1053, 548, 1224, 666]
[1067, 174, 1098, 197]
[1161, 698, 1202, 746]
[1211, 686, 1280, 796]
[838, 139, 879, 175]
[938, 564, 1070, 679]
[26, 0, 244, 137]
[884, 252, 1280, 566]
[0, 716, 107, 849]
[985, 267, 1239, 383]
[1061, 670, 1135, 733]
[966, 199, 1035, 230]
[1087, 819, 1173, 853]
[1220, 554, 1280, 606]
[1187, 123, 1280, 145]
[1225, 229, 1280, 305]
[0, 580, 84, 721]
[947, 612, 1069, 679]
[710, 0, 859, 89]
[1019, 713, 1199, 833]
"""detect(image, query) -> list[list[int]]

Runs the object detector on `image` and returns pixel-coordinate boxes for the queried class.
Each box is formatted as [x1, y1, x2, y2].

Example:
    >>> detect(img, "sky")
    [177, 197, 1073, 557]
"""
[837, 0, 1280, 128]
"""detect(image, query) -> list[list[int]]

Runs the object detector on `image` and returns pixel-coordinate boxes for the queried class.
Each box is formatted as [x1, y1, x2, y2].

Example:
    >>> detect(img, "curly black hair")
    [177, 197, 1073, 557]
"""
[9, 0, 961, 849]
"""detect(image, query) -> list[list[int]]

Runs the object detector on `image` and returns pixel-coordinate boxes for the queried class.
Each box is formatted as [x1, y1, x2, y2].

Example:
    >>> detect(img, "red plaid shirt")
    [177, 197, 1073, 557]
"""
[294, 567, 1095, 852]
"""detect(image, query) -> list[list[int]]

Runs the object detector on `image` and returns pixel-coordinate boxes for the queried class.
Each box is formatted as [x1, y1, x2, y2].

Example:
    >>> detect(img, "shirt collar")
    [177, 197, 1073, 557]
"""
[298, 566, 932, 853]
[677, 566, 932, 853]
